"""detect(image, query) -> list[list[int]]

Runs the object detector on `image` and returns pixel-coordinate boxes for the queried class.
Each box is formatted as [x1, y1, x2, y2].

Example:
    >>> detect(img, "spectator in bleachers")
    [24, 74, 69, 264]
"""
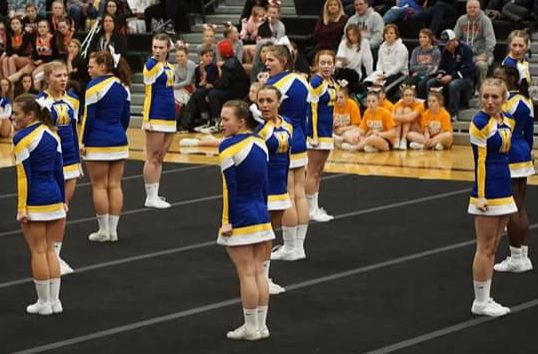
[240, 0, 269, 21]
[103, 0, 129, 35]
[312, 0, 347, 56]
[173, 43, 195, 115]
[49, 0, 70, 32]
[502, 30, 531, 96]
[0, 77, 12, 138]
[426, 29, 474, 119]
[290, 41, 310, 75]
[1, 16, 33, 81]
[382, 0, 423, 24]
[486, 0, 534, 21]
[144, 0, 190, 34]
[218, 22, 244, 63]
[206, 39, 250, 134]
[66, 38, 84, 82]
[405, 28, 441, 99]
[0, 22, 6, 56]
[22, 3, 44, 41]
[90, 14, 127, 56]
[197, 24, 217, 63]
[392, 84, 425, 150]
[407, 0, 457, 36]
[266, 2, 286, 40]
[407, 88, 453, 150]
[67, 0, 98, 30]
[251, 41, 273, 82]
[335, 23, 373, 95]
[241, 6, 266, 63]
[454, 0, 496, 95]
[344, 0, 384, 51]
[364, 24, 408, 100]
[13, 73, 38, 96]
[55, 16, 74, 59]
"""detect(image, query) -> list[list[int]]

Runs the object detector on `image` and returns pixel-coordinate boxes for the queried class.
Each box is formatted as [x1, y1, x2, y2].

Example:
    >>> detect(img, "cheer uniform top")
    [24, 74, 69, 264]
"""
[80, 75, 130, 161]
[420, 108, 452, 137]
[468, 111, 517, 216]
[13, 122, 66, 221]
[359, 107, 396, 145]
[308, 74, 338, 150]
[217, 133, 275, 246]
[38, 90, 81, 179]
[0, 96, 12, 120]
[503, 91, 535, 178]
[502, 55, 531, 91]
[267, 71, 310, 168]
[143, 57, 176, 133]
[256, 117, 293, 211]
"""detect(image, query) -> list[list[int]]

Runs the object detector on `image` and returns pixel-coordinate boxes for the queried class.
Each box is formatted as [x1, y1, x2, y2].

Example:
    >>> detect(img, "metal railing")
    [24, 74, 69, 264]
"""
[199, 0, 219, 23]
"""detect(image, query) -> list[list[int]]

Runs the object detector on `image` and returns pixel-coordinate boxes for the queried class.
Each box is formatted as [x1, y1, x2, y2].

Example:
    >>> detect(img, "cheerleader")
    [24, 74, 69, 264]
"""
[493, 66, 534, 273]
[468, 78, 517, 317]
[502, 30, 531, 96]
[333, 84, 362, 149]
[392, 84, 424, 150]
[12, 94, 67, 315]
[407, 89, 453, 151]
[218, 100, 274, 341]
[264, 45, 310, 260]
[142, 33, 176, 209]
[306, 49, 338, 222]
[0, 78, 13, 138]
[80, 50, 131, 242]
[39, 61, 81, 274]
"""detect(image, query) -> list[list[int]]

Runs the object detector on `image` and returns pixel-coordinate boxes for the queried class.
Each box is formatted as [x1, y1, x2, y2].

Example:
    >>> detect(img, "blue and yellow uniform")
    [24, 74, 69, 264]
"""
[80, 75, 130, 161]
[256, 116, 293, 211]
[217, 133, 275, 247]
[503, 91, 535, 178]
[468, 111, 517, 216]
[13, 122, 66, 221]
[307, 74, 338, 150]
[267, 71, 309, 168]
[0, 96, 12, 120]
[143, 57, 176, 133]
[502, 56, 531, 89]
[38, 90, 81, 179]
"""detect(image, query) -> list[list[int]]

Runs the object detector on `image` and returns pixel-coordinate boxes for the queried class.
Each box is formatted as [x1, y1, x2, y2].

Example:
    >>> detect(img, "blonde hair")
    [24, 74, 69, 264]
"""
[251, 6, 265, 18]
[43, 61, 67, 78]
[313, 50, 336, 74]
[323, 0, 344, 25]
[480, 78, 508, 109]
[507, 30, 530, 53]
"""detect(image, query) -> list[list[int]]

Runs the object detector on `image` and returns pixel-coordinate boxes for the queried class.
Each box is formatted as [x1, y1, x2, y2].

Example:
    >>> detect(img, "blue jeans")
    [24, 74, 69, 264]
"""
[383, 8, 407, 23]
[408, 2, 456, 35]
[69, 4, 98, 29]
[426, 77, 473, 116]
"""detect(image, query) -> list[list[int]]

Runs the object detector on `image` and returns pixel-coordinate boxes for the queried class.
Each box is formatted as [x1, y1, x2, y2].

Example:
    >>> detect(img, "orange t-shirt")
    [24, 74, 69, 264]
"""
[359, 107, 396, 144]
[421, 108, 452, 136]
[394, 99, 425, 119]
[380, 98, 394, 112]
[334, 98, 361, 128]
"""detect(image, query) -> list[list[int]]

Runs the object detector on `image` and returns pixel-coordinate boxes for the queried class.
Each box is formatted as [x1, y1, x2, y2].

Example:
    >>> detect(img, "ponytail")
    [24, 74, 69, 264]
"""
[14, 94, 55, 131]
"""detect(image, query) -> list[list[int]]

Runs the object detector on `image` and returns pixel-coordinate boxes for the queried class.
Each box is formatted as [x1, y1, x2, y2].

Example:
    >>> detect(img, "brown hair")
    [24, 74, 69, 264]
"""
[427, 90, 444, 105]
[153, 33, 171, 47]
[14, 94, 55, 130]
[267, 45, 294, 71]
[419, 28, 434, 46]
[313, 49, 336, 73]
[345, 24, 362, 51]
[222, 100, 258, 130]
[322, 0, 344, 25]
[43, 61, 67, 79]
[89, 50, 132, 86]
[383, 24, 399, 39]
[251, 6, 265, 17]
[258, 85, 282, 101]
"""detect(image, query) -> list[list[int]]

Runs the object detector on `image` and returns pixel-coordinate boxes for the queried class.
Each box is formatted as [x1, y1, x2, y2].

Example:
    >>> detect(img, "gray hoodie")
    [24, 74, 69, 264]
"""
[453, 10, 496, 57]
[344, 7, 384, 49]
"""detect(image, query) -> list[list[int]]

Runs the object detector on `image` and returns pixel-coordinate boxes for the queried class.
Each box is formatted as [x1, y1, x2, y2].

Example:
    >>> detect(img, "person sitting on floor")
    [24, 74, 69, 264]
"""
[392, 84, 425, 150]
[333, 84, 362, 148]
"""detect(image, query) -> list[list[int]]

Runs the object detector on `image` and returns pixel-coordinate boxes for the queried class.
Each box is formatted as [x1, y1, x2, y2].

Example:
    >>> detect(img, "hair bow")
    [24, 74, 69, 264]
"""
[203, 23, 217, 31]
[337, 79, 349, 88]
[176, 40, 190, 49]
[35, 96, 54, 111]
[269, 0, 282, 6]
[108, 45, 121, 69]
[429, 86, 443, 93]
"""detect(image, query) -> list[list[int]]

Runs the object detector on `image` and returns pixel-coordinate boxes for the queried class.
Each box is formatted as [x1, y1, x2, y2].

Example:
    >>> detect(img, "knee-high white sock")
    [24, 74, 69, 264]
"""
[522, 245, 529, 258]
[510, 246, 523, 261]
[263, 260, 270, 279]
[296, 224, 308, 250]
[243, 308, 258, 332]
[96, 214, 109, 234]
[109, 215, 120, 235]
[282, 226, 296, 252]
[306, 193, 318, 214]
[257, 305, 268, 330]
[145, 183, 157, 199]
[53, 242, 62, 257]
[50, 278, 61, 302]
[473, 279, 491, 303]
[34, 279, 50, 304]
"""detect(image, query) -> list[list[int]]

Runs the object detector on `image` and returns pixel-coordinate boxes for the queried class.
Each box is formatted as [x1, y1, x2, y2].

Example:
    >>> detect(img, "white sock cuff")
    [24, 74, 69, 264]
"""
[510, 246, 522, 258]
[296, 224, 308, 240]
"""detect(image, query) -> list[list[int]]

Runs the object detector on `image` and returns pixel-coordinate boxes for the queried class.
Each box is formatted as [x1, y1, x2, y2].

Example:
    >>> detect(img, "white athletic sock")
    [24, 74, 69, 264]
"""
[509, 246, 523, 261]
[50, 278, 61, 302]
[257, 306, 268, 330]
[96, 214, 109, 234]
[306, 194, 315, 214]
[145, 183, 157, 199]
[34, 279, 50, 304]
[522, 245, 529, 258]
[54, 242, 62, 256]
[473, 279, 491, 303]
[109, 215, 120, 235]
[296, 224, 308, 250]
[243, 308, 257, 332]
[282, 226, 296, 252]
[263, 260, 270, 279]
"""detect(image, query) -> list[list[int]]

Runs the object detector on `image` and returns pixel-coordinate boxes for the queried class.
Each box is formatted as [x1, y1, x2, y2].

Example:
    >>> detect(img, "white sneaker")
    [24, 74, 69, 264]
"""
[59, 257, 74, 275]
[51, 300, 63, 314]
[271, 246, 299, 261]
[523, 257, 533, 271]
[294, 248, 306, 260]
[268, 278, 286, 295]
[394, 139, 401, 150]
[340, 142, 355, 151]
[26, 301, 53, 315]
[201, 135, 218, 141]
[399, 139, 407, 150]
[409, 142, 424, 150]
[471, 298, 510, 317]
[109, 233, 118, 242]
[434, 143, 445, 151]
[179, 138, 199, 147]
[363, 145, 379, 153]
[144, 197, 171, 209]
[494, 256, 532, 273]
[334, 135, 344, 147]
[88, 232, 110, 242]
[200, 122, 220, 134]
[226, 324, 261, 341]
[194, 122, 210, 132]
[259, 326, 270, 339]
[310, 207, 334, 222]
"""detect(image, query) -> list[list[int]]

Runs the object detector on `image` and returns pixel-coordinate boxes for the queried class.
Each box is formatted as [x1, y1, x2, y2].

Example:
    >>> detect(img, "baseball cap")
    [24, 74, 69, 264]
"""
[438, 29, 457, 46]
[217, 39, 234, 58]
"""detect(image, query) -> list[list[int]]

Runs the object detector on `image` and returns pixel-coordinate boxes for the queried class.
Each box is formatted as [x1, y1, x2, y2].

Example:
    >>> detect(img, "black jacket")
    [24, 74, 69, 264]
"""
[214, 56, 249, 97]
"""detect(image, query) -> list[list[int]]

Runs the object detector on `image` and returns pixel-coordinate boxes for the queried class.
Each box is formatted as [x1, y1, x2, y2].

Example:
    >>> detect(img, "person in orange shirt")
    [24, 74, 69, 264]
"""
[341, 90, 395, 152]
[365, 85, 394, 112]
[392, 84, 424, 150]
[333, 86, 361, 147]
[408, 90, 453, 150]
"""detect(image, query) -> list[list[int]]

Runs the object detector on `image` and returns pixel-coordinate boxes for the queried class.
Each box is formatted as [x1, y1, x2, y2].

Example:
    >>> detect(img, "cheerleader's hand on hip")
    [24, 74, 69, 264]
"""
[79, 144, 86, 156]
[143, 122, 152, 131]
[220, 224, 232, 237]
[63, 203, 69, 213]
[17, 211, 28, 223]
[476, 197, 488, 212]
[310, 138, 319, 147]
